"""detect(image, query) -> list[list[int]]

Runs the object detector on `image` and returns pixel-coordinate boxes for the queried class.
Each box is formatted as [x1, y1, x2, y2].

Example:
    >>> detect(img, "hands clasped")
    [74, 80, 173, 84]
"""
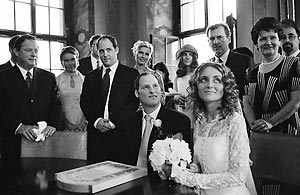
[18, 121, 56, 141]
[250, 119, 273, 132]
[96, 118, 116, 132]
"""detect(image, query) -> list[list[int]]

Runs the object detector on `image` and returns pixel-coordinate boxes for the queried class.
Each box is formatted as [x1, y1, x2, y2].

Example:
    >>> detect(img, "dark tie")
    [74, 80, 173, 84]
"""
[70, 76, 75, 88]
[216, 57, 223, 64]
[102, 68, 111, 102]
[137, 114, 153, 168]
[96, 60, 100, 69]
[26, 71, 32, 91]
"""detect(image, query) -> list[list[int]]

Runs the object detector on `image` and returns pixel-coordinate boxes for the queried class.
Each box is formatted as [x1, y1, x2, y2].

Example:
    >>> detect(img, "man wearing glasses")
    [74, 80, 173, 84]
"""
[206, 23, 254, 99]
[280, 19, 300, 57]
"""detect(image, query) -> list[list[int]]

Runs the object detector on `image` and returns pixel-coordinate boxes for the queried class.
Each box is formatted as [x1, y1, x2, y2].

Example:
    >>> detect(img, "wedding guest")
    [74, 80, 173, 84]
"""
[207, 23, 253, 99]
[0, 34, 62, 162]
[80, 35, 139, 163]
[120, 72, 191, 176]
[280, 18, 300, 57]
[244, 17, 300, 194]
[78, 34, 102, 76]
[131, 40, 165, 104]
[173, 44, 199, 121]
[170, 62, 256, 195]
[56, 46, 87, 131]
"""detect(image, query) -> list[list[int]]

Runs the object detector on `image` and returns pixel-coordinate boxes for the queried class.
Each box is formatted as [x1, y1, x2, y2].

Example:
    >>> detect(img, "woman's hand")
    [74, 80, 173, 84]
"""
[250, 119, 273, 132]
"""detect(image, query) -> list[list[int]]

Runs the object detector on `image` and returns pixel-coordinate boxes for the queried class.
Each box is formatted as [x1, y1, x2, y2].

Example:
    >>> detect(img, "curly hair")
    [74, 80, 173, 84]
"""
[187, 62, 240, 119]
[251, 17, 283, 45]
[131, 40, 153, 57]
[176, 53, 199, 77]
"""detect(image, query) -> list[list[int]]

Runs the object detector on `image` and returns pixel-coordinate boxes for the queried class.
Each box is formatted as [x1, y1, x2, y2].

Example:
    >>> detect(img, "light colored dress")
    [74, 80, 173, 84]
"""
[172, 112, 255, 195]
[56, 71, 87, 131]
[174, 73, 193, 121]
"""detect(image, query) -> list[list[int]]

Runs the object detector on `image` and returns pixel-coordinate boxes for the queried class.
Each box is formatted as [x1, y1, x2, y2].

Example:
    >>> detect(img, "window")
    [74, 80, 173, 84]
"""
[0, 0, 66, 76]
[179, 0, 237, 64]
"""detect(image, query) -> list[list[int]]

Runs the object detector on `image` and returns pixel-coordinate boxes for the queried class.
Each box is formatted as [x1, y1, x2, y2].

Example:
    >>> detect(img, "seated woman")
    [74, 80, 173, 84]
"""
[56, 46, 87, 131]
[170, 62, 256, 195]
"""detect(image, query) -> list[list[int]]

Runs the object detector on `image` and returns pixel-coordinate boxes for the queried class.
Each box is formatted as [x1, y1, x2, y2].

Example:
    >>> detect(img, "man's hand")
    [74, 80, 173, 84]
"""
[42, 126, 56, 138]
[96, 118, 116, 132]
[17, 124, 38, 141]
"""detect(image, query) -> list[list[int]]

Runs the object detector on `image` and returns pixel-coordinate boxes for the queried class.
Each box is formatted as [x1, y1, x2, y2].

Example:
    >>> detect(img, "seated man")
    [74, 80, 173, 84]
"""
[120, 72, 191, 176]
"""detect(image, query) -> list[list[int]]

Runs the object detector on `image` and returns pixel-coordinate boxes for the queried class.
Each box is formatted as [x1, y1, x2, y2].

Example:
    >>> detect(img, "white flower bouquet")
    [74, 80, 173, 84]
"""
[149, 133, 192, 174]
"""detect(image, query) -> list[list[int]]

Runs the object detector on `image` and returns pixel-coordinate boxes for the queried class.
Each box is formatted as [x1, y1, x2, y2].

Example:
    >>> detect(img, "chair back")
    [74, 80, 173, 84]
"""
[21, 131, 87, 160]
[250, 132, 300, 186]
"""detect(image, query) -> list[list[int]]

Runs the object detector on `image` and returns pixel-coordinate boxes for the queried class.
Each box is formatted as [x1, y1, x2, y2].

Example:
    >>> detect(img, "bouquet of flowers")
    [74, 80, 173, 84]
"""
[149, 133, 192, 174]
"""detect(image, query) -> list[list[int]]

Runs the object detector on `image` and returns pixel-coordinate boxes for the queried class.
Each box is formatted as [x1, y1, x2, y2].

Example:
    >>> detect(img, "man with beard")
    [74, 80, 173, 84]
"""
[280, 18, 300, 57]
[206, 23, 254, 100]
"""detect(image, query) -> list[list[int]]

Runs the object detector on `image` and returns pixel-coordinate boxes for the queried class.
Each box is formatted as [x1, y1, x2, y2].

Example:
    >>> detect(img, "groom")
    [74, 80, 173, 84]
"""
[120, 72, 191, 175]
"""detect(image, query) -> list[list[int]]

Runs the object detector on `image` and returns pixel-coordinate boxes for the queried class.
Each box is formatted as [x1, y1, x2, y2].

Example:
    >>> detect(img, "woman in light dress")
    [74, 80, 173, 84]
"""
[171, 62, 256, 195]
[173, 44, 199, 122]
[56, 46, 87, 131]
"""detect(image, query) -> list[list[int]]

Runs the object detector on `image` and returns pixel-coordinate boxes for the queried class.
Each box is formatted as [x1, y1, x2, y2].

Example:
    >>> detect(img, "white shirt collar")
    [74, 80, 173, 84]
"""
[102, 60, 119, 77]
[217, 49, 230, 63]
[16, 64, 33, 80]
[91, 55, 101, 70]
[9, 60, 15, 67]
[288, 49, 300, 57]
[142, 103, 161, 120]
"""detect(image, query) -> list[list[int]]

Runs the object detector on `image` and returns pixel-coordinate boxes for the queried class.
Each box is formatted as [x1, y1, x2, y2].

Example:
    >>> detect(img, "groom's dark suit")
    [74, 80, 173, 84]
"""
[120, 106, 191, 175]
[80, 63, 139, 163]
[0, 66, 62, 160]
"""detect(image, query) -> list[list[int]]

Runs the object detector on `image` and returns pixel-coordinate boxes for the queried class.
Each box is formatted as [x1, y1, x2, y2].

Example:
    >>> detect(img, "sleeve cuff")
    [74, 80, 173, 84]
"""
[15, 123, 22, 135]
[94, 118, 102, 128]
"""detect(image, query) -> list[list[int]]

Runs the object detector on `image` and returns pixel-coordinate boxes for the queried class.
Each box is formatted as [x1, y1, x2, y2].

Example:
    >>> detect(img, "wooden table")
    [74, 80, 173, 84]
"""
[0, 157, 197, 195]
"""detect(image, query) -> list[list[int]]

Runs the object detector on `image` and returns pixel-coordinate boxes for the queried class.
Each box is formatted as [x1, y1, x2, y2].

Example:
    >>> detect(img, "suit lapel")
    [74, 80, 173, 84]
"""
[12, 65, 31, 96]
[110, 63, 123, 97]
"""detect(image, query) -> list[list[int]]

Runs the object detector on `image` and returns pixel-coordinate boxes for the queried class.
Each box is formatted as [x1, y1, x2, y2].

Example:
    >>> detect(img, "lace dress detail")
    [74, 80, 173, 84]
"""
[171, 112, 251, 195]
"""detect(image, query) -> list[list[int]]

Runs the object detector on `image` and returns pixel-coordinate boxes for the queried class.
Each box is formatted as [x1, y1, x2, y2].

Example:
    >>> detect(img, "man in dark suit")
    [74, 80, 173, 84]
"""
[206, 23, 254, 98]
[0, 34, 62, 162]
[77, 34, 103, 76]
[0, 35, 21, 72]
[80, 35, 139, 163]
[120, 72, 191, 176]
[280, 18, 300, 57]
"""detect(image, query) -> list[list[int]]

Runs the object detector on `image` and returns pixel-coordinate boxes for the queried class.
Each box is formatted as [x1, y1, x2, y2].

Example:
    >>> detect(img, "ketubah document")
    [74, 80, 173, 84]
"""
[55, 161, 147, 193]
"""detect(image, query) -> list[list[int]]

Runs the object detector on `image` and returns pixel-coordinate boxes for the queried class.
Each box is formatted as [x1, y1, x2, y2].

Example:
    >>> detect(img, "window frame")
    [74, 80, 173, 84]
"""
[0, 0, 70, 74]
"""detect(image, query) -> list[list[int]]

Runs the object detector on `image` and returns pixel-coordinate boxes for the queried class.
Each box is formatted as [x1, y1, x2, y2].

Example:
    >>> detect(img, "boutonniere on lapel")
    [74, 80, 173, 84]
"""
[153, 119, 163, 138]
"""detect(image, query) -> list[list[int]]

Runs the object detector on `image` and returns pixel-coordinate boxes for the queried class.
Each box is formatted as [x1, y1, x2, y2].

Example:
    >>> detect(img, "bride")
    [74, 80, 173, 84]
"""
[170, 62, 256, 195]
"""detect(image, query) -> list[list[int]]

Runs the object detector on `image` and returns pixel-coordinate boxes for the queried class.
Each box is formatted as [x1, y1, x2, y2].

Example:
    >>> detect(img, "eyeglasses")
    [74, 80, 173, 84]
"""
[281, 34, 297, 41]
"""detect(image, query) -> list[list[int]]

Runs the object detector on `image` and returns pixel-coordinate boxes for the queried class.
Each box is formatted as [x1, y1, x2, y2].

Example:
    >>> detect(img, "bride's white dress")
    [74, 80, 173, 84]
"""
[172, 112, 256, 195]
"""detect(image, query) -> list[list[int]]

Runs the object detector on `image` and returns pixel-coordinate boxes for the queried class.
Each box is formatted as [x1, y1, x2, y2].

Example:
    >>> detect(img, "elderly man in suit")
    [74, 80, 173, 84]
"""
[120, 72, 191, 175]
[280, 18, 300, 57]
[207, 23, 254, 99]
[80, 35, 139, 163]
[0, 35, 21, 72]
[0, 34, 62, 162]
[77, 34, 103, 76]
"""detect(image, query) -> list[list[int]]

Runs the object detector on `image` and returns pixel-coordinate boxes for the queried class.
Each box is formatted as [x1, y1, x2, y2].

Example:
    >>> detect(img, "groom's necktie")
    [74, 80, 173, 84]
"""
[137, 114, 153, 169]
